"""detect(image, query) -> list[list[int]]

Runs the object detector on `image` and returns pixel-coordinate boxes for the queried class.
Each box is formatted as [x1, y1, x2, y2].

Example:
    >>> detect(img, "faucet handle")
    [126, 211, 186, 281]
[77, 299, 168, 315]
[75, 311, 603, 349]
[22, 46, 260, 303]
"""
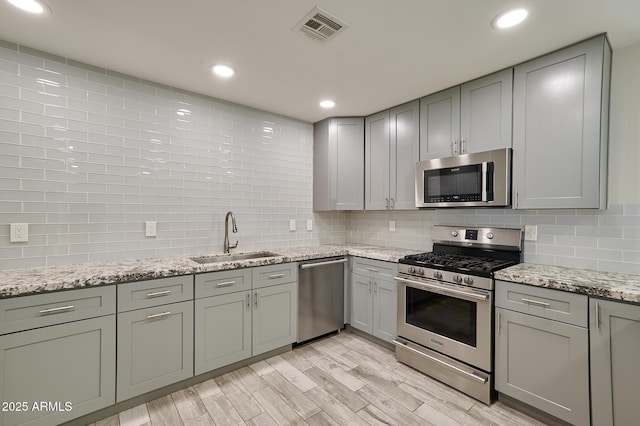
[230, 241, 238, 250]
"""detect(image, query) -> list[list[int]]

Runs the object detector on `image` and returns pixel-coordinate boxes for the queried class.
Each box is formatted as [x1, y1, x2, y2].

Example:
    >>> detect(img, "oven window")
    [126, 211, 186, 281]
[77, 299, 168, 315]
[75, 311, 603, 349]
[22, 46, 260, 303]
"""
[406, 286, 477, 347]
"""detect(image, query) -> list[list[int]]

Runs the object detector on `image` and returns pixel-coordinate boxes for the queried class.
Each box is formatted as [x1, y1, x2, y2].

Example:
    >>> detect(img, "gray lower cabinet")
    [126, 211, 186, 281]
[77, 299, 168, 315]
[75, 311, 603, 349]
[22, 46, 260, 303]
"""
[313, 117, 364, 211]
[195, 264, 297, 375]
[495, 281, 589, 425]
[512, 34, 611, 209]
[590, 298, 640, 426]
[0, 287, 116, 426]
[350, 258, 397, 343]
[116, 277, 194, 402]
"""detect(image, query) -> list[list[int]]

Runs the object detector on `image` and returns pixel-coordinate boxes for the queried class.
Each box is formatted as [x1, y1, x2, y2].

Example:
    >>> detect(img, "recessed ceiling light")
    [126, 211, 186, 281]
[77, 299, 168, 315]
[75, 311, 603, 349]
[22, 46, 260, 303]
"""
[493, 8, 528, 29]
[212, 65, 235, 78]
[319, 100, 336, 109]
[7, 0, 50, 14]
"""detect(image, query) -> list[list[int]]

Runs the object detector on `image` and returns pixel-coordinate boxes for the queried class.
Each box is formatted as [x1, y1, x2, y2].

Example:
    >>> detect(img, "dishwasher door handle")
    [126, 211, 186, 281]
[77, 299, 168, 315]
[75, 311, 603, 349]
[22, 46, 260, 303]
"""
[300, 258, 348, 269]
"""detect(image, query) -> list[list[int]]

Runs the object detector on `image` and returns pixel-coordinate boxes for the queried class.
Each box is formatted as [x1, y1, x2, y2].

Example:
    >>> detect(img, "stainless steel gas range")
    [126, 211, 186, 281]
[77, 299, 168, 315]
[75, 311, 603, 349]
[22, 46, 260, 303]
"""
[394, 225, 523, 404]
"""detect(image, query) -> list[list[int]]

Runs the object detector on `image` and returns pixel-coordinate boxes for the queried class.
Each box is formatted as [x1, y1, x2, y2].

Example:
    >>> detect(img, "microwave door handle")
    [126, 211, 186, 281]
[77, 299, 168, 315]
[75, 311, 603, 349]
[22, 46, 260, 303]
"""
[482, 161, 488, 201]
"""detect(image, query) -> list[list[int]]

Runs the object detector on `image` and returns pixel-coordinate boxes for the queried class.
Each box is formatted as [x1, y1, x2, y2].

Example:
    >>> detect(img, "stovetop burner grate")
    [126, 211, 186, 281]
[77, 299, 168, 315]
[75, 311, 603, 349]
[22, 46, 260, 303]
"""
[401, 252, 516, 274]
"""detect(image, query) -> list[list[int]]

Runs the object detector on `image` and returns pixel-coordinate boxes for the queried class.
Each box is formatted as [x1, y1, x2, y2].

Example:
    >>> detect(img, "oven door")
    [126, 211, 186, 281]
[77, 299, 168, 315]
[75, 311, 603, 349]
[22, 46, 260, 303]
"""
[395, 275, 493, 372]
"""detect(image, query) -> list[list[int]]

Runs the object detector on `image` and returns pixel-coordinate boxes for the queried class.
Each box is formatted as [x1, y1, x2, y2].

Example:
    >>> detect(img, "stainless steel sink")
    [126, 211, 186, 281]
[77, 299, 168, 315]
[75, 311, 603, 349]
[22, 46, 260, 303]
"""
[189, 251, 279, 264]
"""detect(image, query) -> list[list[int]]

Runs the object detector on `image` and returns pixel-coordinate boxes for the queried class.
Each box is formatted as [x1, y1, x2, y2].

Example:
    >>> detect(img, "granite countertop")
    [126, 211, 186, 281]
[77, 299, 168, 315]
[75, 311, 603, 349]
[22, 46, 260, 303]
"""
[495, 263, 640, 304]
[0, 244, 418, 299]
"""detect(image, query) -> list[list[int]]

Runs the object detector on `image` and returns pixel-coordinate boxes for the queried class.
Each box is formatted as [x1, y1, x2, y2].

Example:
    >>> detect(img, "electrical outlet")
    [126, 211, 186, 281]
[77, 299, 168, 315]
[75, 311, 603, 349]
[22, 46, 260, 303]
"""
[10, 223, 28, 243]
[524, 225, 538, 241]
[289, 219, 296, 231]
[389, 221, 396, 232]
[145, 221, 157, 237]
[306, 219, 313, 231]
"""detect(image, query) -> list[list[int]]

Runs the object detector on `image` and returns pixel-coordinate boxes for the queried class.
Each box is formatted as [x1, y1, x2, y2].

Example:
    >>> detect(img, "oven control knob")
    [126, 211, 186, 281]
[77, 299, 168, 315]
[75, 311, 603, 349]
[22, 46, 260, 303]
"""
[464, 277, 474, 285]
[451, 231, 459, 237]
[453, 275, 462, 283]
[409, 266, 416, 274]
[417, 268, 425, 276]
[486, 232, 494, 240]
[433, 271, 442, 279]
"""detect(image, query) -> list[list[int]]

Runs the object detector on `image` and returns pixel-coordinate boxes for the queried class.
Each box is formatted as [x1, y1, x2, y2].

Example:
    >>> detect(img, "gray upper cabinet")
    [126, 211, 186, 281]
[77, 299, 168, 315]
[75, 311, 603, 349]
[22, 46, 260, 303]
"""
[419, 86, 461, 160]
[512, 34, 611, 209]
[590, 299, 640, 426]
[460, 69, 513, 154]
[420, 69, 512, 160]
[313, 117, 364, 210]
[365, 100, 419, 210]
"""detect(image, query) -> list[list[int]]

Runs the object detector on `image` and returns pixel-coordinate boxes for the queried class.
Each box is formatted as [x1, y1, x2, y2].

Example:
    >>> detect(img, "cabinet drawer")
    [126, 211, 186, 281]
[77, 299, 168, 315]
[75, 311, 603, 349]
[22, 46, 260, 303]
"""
[352, 257, 396, 279]
[0, 286, 116, 335]
[195, 269, 251, 298]
[253, 263, 297, 289]
[495, 281, 588, 327]
[118, 276, 193, 312]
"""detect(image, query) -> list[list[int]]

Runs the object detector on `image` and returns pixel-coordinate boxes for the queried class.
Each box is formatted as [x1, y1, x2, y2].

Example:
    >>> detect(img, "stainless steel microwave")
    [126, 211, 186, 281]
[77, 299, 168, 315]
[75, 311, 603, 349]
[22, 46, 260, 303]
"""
[415, 148, 511, 208]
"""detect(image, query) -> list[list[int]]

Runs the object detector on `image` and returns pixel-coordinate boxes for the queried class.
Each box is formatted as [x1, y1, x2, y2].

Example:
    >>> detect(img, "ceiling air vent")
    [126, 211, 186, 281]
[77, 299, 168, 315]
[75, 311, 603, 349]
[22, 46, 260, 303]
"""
[295, 7, 348, 43]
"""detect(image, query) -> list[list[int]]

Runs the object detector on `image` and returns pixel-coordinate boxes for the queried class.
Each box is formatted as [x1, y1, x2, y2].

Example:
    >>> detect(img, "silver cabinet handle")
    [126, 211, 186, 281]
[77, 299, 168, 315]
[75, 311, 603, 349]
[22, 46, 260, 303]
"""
[269, 273, 285, 279]
[39, 305, 74, 315]
[300, 258, 347, 269]
[374, 281, 378, 294]
[385, 198, 389, 210]
[521, 298, 550, 308]
[595, 301, 600, 329]
[390, 198, 395, 210]
[497, 311, 502, 334]
[394, 339, 487, 384]
[246, 292, 251, 307]
[365, 267, 379, 273]
[146, 290, 171, 298]
[254, 291, 259, 307]
[368, 279, 372, 294]
[146, 311, 171, 319]
[460, 137, 466, 154]
[452, 140, 459, 155]
[216, 280, 236, 287]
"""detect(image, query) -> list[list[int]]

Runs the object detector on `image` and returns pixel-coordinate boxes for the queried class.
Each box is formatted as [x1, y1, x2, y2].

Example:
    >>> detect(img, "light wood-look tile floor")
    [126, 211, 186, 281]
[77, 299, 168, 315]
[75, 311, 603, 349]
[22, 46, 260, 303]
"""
[90, 332, 545, 426]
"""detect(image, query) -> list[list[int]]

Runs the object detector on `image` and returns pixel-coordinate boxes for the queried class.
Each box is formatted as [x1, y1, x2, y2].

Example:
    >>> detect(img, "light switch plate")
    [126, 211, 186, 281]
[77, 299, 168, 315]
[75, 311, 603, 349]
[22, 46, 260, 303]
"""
[289, 219, 296, 231]
[306, 219, 313, 231]
[145, 221, 157, 237]
[524, 225, 537, 241]
[389, 221, 396, 232]
[10, 223, 28, 243]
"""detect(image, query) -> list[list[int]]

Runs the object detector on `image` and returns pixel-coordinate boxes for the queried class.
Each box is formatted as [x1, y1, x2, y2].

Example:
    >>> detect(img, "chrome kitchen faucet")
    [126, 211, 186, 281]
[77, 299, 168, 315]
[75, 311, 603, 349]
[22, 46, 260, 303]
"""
[223, 211, 238, 253]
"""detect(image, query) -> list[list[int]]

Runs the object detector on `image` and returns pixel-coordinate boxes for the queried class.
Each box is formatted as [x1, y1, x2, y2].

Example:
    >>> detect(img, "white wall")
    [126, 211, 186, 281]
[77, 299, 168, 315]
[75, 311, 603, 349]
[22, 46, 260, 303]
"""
[0, 41, 344, 270]
[345, 41, 640, 276]
[0, 39, 638, 275]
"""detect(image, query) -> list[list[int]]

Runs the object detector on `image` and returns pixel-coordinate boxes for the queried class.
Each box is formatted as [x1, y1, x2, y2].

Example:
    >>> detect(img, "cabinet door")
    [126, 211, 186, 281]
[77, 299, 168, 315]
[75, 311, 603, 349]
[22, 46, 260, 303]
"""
[372, 277, 396, 343]
[390, 100, 419, 210]
[313, 117, 364, 210]
[0, 316, 115, 426]
[460, 69, 513, 154]
[419, 86, 461, 160]
[495, 308, 590, 425]
[195, 291, 252, 375]
[252, 282, 297, 356]
[117, 301, 193, 402]
[365, 110, 391, 210]
[512, 35, 610, 209]
[350, 274, 372, 334]
[590, 299, 640, 426]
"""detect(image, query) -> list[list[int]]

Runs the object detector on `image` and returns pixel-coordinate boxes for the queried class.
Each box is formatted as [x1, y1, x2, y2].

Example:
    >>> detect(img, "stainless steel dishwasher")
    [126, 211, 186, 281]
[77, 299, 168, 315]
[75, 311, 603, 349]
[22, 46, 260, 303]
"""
[297, 257, 347, 343]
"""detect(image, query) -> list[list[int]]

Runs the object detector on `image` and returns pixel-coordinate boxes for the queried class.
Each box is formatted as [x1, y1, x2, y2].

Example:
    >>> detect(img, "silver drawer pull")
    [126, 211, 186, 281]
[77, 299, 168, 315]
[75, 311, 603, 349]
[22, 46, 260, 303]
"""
[146, 311, 171, 319]
[521, 298, 550, 308]
[269, 273, 285, 279]
[146, 290, 171, 298]
[216, 281, 236, 287]
[365, 267, 379, 272]
[38, 305, 75, 315]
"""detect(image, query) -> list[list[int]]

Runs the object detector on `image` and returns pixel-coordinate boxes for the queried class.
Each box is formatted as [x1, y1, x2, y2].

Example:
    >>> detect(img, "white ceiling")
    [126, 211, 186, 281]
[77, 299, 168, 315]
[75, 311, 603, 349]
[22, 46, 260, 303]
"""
[1, 0, 640, 123]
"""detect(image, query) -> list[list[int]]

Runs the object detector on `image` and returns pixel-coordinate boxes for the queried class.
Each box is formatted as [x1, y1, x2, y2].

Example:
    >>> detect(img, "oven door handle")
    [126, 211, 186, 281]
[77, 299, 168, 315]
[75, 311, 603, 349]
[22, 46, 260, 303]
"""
[394, 276, 489, 302]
